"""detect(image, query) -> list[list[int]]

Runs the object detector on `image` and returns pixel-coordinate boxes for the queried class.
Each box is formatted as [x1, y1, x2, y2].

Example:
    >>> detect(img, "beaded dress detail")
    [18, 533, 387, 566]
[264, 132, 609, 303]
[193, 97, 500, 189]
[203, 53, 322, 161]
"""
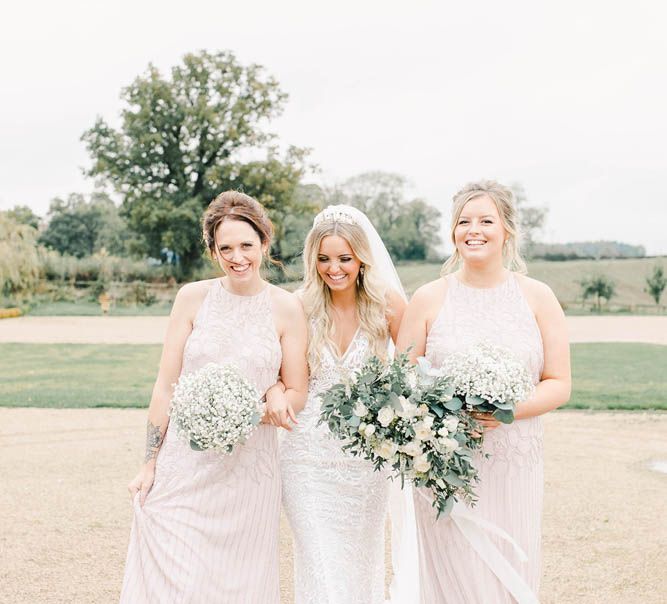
[120, 280, 283, 604]
[415, 273, 544, 604]
[281, 327, 389, 604]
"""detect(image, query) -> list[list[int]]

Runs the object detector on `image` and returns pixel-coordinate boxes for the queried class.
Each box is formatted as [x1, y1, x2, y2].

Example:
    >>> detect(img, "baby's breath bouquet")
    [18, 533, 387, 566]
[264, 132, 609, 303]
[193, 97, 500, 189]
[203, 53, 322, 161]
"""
[423, 341, 534, 424]
[169, 363, 264, 454]
[320, 353, 483, 517]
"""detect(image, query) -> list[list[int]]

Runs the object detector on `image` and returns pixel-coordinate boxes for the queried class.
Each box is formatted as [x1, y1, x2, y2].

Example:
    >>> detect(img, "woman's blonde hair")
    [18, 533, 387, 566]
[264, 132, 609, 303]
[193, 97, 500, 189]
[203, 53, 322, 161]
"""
[301, 218, 389, 372]
[441, 180, 527, 276]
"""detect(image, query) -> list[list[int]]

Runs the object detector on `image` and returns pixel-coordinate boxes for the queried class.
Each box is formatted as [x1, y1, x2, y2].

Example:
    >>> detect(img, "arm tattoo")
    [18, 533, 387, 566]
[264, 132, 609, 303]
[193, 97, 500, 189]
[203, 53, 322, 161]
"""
[144, 421, 164, 463]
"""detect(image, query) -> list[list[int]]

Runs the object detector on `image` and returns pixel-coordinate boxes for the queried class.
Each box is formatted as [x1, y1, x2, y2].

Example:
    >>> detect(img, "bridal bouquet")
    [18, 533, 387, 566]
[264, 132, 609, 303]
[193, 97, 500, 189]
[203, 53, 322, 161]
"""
[320, 353, 483, 516]
[170, 363, 264, 454]
[423, 341, 534, 424]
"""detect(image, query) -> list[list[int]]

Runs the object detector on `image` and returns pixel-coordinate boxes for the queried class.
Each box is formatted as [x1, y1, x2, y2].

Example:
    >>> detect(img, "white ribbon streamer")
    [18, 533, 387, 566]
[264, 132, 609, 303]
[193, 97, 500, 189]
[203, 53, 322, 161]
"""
[418, 491, 540, 604]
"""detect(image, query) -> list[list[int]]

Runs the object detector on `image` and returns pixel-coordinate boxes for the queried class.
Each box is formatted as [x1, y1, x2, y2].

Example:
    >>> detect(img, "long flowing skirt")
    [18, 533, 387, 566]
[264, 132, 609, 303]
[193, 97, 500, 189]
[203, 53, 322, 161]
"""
[414, 418, 543, 604]
[120, 423, 281, 604]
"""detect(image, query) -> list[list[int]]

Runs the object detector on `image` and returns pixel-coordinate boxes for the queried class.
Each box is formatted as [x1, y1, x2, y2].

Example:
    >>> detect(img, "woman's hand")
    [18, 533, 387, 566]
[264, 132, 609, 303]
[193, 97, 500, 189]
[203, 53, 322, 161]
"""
[264, 386, 297, 430]
[470, 411, 501, 431]
[128, 460, 156, 507]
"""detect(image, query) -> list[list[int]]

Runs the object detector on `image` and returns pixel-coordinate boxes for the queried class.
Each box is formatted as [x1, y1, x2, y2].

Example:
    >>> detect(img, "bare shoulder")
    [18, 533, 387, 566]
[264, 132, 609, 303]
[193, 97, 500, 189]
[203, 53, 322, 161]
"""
[514, 274, 561, 314]
[385, 287, 407, 312]
[172, 279, 215, 314]
[269, 284, 306, 317]
[410, 277, 448, 308]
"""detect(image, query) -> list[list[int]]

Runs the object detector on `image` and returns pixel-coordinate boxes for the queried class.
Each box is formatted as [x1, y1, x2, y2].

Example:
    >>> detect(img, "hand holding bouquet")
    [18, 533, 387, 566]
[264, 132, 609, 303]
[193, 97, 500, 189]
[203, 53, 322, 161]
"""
[320, 353, 483, 517]
[170, 363, 264, 454]
[424, 341, 534, 424]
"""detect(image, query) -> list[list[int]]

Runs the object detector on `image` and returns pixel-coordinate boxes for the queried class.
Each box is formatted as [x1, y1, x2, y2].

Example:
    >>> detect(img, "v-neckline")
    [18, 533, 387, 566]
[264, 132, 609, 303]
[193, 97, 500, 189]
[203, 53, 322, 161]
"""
[331, 325, 361, 363]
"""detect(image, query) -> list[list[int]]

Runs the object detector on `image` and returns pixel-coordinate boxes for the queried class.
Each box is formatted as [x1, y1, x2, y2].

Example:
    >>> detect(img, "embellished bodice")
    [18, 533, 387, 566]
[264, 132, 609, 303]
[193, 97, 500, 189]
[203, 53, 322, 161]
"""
[426, 273, 545, 467]
[291, 326, 372, 443]
[181, 279, 282, 397]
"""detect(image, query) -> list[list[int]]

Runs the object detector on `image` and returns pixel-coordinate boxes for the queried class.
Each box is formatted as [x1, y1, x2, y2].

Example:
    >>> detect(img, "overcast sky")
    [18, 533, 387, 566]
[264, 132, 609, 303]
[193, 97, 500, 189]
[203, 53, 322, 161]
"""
[1, 0, 666, 254]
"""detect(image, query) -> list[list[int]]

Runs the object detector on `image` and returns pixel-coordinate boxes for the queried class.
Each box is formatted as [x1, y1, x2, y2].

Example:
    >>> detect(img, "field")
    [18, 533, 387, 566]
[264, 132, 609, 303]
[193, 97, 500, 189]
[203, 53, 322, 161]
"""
[18, 257, 666, 316]
[395, 257, 666, 310]
[1, 342, 666, 411]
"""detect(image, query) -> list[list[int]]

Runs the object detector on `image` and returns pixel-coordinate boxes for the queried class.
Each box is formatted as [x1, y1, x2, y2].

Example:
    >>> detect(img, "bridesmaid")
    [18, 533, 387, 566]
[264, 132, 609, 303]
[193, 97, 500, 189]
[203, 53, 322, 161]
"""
[397, 180, 571, 604]
[120, 191, 308, 603]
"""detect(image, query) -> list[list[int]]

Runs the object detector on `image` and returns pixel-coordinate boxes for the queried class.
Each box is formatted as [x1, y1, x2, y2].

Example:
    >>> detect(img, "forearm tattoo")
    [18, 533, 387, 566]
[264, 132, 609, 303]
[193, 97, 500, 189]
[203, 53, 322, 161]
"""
[144, 421, 164, 463]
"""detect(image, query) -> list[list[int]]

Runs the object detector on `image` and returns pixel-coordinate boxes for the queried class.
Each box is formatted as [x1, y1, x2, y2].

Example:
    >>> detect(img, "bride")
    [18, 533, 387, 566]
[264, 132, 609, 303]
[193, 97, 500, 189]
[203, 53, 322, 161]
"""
[280, 205, 419, 604]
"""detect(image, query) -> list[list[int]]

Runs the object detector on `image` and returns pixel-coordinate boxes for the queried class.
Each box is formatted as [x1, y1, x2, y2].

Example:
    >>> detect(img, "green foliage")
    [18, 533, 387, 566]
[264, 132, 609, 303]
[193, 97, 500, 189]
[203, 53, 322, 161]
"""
[6, 205, 40, 229]
[328, 171, 441, 261]
[39, 249, 174, 283]
[579, 274, 616, 311]
[531, 240, 646, 260]
[39, 192, 129, 258]
[0, 213, 41, 297]
[645, 264, 666, 306]
[82, 50, 309, 274]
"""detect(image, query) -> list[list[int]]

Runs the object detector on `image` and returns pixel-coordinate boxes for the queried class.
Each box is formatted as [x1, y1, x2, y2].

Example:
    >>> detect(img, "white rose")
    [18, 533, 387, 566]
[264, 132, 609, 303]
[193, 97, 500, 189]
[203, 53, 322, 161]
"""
[364, 424, 376, 437]
[358, 422, 367, 435]
[443, 417, 459, 433]
[376, 439, 398, 459]
[413, 453, 431, 473]
[353, 401, 369, 417]
[396, 398, 419, 419]
[440, 437, 460, 453]
[400, 441, 423, 457]
[422, 415, 435, 429]
[377, 406, 395, 427]
[413, 421, 433, 442]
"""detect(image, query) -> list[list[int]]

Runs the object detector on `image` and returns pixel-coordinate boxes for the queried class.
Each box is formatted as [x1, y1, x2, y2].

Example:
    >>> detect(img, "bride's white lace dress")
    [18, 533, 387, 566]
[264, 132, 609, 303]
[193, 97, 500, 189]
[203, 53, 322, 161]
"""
[281, 329, 389, 604]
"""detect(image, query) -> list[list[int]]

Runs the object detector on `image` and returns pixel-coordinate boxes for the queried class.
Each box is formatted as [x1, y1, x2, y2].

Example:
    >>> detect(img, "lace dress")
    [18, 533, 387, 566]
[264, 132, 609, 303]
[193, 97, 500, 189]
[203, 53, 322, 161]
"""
[120, 280, 283, 604]
[281, 328, 389, 604]
[415, 273, 545, 604]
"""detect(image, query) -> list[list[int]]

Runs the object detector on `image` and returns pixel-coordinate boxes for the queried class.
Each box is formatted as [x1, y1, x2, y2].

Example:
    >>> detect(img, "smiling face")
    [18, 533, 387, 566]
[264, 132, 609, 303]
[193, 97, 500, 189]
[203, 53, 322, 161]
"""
[316, 234, 362, 292]
[213, 218, 266, 283]
[453, 194, 508, 265]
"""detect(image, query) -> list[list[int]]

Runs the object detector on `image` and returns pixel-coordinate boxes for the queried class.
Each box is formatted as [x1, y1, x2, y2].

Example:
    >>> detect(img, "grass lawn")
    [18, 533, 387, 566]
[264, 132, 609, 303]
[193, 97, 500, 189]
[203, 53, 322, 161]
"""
[0, 344, 161, 408]
[0, 343, 665, 410]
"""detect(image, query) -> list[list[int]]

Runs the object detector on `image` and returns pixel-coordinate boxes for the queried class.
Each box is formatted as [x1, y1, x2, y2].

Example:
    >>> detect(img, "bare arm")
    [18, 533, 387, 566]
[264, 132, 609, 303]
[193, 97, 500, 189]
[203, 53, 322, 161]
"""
[396, 281, 443, 361]
[128, 282, 205, 504]
[515, 281, 571, 420]
[386, 288, 407, 345]
[265, 291, 309, 428]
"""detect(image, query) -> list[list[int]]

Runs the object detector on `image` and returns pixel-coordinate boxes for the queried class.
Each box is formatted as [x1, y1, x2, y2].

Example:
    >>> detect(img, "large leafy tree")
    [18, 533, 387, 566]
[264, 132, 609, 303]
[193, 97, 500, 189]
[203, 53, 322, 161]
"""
[39, 192, 128, 258]
[328, 172, 441, 261]
[82, 50, 308, 273]
[0, 213, 40, 297]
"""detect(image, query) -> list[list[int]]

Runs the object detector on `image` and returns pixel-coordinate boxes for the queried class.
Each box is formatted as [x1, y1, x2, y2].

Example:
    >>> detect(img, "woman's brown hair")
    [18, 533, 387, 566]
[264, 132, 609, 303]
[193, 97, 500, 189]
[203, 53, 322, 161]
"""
[202, 191, 274, 258]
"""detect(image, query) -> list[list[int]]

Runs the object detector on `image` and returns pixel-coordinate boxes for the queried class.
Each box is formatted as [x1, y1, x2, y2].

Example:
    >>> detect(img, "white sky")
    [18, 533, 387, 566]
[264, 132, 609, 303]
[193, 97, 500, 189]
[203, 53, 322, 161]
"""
[1, 0, 666, 254]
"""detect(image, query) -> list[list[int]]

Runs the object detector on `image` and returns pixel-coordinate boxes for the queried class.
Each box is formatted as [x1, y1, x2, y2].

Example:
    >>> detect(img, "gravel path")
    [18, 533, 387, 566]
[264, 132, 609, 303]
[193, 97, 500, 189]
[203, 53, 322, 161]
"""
[1, 409, 666, 604]
[2, 315, 667, 344]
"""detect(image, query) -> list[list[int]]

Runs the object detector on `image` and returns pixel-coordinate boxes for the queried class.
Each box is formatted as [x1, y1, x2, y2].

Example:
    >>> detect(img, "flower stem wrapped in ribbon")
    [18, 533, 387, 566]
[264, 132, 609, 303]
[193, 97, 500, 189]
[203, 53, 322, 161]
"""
[170, 363, 264, 454]
[320, 352, 484, 517]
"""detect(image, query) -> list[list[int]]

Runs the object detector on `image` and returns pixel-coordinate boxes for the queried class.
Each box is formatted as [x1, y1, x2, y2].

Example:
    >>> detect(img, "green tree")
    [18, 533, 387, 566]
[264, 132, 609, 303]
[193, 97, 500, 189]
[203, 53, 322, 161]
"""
[6, 205, 40, 230]
[82, 50, 307, 274]
[0, 213, 40, 298]
[39, 192, 129, 258]
[511, 183, 548, 258]
[328, 172, 441, 261]
[645, 264, 666, 307]
[580, 274, 616, 312]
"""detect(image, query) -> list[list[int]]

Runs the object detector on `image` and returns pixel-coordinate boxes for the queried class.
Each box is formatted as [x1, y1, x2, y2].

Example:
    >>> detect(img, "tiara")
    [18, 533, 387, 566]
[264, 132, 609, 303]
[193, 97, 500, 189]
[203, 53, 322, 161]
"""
[313, 206, 358, 227]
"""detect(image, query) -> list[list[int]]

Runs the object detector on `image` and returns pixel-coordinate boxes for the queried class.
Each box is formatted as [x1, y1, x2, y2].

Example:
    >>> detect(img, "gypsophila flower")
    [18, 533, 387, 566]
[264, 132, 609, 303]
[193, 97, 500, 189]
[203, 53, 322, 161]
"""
[169, 363, 263, 455]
